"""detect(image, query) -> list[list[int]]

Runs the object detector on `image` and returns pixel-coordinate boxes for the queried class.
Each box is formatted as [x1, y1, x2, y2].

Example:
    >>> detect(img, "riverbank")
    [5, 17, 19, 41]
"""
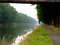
[19, 25, 52, 45]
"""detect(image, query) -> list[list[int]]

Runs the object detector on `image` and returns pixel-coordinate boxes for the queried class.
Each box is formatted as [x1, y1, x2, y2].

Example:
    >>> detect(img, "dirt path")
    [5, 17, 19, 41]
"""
[45, 25, 60, 45]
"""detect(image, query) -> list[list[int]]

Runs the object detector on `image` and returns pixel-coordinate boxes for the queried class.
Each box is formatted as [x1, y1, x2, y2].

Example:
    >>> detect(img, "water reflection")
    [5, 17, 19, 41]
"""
[13, 25, 36, 45]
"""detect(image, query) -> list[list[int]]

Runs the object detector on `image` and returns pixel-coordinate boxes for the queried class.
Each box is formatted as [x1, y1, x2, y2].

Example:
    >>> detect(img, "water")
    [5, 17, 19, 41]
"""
[12, 30, 33, 45]
[12, 24, 38, 45]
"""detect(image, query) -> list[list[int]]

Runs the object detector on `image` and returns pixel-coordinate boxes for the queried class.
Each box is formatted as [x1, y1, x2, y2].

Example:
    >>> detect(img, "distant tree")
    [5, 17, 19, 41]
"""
[0, 3, 37, 45]
[16, 13, 37, 30]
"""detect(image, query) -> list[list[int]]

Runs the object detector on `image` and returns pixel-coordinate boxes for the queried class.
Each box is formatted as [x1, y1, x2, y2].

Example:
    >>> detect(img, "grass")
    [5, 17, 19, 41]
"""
[46, 25, 60, 32]
[19, 25, 53, 45]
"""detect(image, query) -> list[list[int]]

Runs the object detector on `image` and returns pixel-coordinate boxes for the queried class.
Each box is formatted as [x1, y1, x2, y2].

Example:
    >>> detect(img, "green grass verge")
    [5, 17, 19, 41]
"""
[19, 25, 53, 45]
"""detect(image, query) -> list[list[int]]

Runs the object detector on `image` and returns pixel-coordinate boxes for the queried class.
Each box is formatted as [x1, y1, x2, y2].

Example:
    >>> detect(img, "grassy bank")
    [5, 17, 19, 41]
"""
[19, 25, 53, 45]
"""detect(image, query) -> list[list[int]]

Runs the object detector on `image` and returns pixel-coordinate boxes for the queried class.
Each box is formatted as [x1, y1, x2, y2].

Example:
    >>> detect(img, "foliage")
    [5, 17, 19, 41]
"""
[36, 4, 60, 27]
[15, 13, 37, 35]
[36, 4, 48, 24]
[0, 3, 37, 43]
[20, 25, 53, 45]
[0, 3, 18, 39]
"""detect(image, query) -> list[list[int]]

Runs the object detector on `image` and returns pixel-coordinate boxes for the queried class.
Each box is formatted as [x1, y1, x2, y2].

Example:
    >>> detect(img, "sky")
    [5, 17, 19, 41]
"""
[10, 3, 39, 44]
[10, 3, 38, 22]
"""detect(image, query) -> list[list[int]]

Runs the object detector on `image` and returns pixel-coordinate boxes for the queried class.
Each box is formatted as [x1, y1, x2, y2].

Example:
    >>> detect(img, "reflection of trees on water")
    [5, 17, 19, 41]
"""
[0, 3, 37, 45]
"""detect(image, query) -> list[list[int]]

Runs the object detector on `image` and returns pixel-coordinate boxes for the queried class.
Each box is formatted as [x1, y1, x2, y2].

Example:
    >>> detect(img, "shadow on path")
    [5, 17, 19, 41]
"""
[45, 25, 60, 45]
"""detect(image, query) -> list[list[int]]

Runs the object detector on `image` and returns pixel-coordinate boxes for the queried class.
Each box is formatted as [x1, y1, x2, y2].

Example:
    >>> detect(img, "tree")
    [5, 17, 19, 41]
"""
[0, 3, 18, 45]
[36, 3, 60, 27]
[15, 13, 37, 34]
[0, 3, 37, 45]
[36, 4, 60, 45]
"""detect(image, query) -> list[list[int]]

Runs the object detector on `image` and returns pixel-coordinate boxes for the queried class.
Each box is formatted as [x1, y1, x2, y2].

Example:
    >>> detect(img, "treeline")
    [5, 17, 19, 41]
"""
[36, 4, 60, 27]
[0, 3, 37, 41]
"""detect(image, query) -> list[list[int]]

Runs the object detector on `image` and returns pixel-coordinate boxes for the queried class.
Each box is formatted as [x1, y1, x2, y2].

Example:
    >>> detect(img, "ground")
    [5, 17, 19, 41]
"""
[19, 25, 53, 45]
[45, 25, 60, 45]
